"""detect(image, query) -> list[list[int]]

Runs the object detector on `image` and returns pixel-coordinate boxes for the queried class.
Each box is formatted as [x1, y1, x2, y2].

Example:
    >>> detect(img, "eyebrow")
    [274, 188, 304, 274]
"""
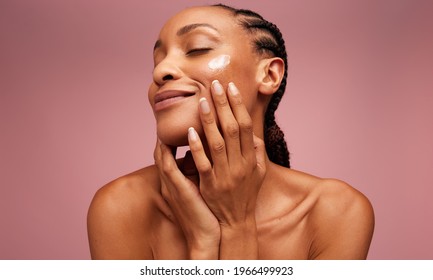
[153, 23, 219, 51]
[176, 23, 219, 36]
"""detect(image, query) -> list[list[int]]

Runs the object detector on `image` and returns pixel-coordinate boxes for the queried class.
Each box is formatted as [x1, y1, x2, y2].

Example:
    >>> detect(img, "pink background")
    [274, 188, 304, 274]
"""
[1, 0, 432, 259]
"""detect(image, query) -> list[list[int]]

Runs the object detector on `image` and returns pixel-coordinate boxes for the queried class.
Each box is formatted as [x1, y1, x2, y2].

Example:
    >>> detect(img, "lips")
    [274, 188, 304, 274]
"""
[154, 90, 195, 111]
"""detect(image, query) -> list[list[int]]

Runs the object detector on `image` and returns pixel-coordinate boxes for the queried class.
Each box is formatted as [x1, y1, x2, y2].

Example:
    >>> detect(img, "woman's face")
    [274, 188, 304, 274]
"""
[149, 6, 262, 146]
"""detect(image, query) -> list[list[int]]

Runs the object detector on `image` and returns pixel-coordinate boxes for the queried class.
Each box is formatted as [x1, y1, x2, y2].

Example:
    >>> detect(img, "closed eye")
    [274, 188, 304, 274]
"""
[186, 48, 212, 56]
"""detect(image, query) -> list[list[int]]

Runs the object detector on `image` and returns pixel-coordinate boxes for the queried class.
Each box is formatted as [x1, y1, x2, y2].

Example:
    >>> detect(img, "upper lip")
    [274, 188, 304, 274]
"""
[154, 90, 195, 104]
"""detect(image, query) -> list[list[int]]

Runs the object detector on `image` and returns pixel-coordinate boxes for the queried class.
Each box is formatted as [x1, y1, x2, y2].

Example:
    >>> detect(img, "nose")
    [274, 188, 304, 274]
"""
[152, 54, 183, 85]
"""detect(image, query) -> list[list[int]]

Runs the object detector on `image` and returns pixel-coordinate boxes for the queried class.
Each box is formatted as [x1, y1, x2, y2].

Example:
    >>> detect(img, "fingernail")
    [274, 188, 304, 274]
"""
[199, 97, 210, 114]
[188, 127, 198, 142]
[228, 82, 239, 96]
[212, 80, 223, 95]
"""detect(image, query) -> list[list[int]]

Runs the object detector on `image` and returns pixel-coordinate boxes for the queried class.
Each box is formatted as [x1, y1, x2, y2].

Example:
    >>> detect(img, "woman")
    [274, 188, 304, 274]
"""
[87, 4, 374, 259]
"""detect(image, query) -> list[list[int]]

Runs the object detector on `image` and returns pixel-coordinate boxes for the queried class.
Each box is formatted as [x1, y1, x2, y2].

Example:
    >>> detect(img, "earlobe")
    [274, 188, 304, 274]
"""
[257, 57, 285, 95]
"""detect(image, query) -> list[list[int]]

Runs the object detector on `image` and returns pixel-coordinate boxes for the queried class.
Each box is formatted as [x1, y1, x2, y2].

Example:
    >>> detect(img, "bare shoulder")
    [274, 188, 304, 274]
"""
[308, 177, 375, 259]
[87, 165, 163, 259]
[257, 165, 374, 260]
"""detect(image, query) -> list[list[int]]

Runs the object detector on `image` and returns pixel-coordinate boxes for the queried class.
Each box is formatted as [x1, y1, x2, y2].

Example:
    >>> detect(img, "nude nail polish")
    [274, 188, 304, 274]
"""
[188, 127, 198, 142]
[212, 80, 223, 95]
[228, 82, 239, 96]
[199, 97, 210, 114]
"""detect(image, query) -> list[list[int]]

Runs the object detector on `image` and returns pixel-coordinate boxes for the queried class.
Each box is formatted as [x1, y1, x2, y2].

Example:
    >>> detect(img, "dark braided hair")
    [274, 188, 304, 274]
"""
[213, 4, 291, 168]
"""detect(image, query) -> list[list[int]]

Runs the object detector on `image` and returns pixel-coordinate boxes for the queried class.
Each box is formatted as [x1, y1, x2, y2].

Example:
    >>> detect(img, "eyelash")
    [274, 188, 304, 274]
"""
[152, 48, 213, 66]
[186, 48, 212, 56]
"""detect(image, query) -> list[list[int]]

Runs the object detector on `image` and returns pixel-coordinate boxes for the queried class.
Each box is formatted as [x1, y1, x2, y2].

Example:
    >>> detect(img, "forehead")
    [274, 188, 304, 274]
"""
[158, 6, 239, 38]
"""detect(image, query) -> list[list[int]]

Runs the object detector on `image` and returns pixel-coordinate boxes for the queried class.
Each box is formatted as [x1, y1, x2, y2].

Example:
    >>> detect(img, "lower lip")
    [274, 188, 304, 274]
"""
[154, 95, 194, 112]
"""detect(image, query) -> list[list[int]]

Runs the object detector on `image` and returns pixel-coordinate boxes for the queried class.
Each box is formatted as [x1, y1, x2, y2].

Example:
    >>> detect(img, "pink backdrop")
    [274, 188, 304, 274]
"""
[1, 0, 432, 259]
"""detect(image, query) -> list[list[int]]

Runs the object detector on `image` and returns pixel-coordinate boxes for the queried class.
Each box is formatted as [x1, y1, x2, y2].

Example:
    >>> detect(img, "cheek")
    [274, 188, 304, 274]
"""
[208, 55, 231, 71]
[204, 56, 257, 111]
[192, 54, 233, 84]
[193, 54, 258, 111]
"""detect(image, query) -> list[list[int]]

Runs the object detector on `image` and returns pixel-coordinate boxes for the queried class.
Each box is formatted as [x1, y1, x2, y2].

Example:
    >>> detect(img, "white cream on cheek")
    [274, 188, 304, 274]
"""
[207, 54, 231, 71]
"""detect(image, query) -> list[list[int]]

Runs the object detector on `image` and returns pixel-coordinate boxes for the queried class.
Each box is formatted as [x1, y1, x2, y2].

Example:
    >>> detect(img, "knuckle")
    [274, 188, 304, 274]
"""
[232, 95, 242, 106]
[202, 116, 215, 125]
[189, 144, 202, 153]
[225, 122, 239, 138]
[220, 179, 237, 192]
[232, 167, 246, 179]
[211, 141, 226, 154]
[239, 119, 253, 133]
[197, 162, 212, 175]
[161, 160, 175, 173]
[216, 98, 229, 107]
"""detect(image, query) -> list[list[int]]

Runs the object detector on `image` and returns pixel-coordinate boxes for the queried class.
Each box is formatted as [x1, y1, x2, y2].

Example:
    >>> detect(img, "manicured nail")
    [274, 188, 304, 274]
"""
[212, 80, 223, 95]
[199, 97, 210, 114]
[228, 82, 239, 96]
[188, 127, 198, 142]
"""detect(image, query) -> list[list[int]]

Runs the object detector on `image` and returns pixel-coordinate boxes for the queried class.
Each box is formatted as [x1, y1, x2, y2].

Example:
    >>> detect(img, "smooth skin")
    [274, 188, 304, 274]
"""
[87, 6, 374, 260]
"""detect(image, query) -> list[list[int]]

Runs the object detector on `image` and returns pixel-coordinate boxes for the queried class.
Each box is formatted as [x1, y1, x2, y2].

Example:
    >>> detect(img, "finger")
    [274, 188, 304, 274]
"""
[227, 82, 255, 162]
[158, 141, 194, 197]
[159, 142, 181, 182]
[154, 138, 163, 167]
[153, 140, 173, 201]
[188, 127, 214, 187]
[160, 142, 204, 191]
[253, 135, 267, 175]
[154, 138, 177, 169]
[198, 96, 228, 172]
[155, 140, 209, 226]
[210, 80, 241, 162]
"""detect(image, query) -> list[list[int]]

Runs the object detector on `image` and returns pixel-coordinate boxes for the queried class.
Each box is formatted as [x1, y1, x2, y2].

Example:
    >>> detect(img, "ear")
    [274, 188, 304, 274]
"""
[256, 57, 285, 95]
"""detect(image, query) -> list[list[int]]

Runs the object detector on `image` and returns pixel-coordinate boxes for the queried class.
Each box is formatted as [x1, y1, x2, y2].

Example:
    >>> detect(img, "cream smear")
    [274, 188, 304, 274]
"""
[208, 55, 231, 71]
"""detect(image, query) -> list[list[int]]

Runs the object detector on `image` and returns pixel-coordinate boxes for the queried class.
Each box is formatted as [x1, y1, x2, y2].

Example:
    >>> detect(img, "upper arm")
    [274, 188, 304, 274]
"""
[87, 177, 154, 259]
[309, 179, 375, 259]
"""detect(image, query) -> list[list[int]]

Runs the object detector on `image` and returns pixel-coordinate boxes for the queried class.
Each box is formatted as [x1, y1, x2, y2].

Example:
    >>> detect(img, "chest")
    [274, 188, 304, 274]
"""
[150, 213, 312, 260]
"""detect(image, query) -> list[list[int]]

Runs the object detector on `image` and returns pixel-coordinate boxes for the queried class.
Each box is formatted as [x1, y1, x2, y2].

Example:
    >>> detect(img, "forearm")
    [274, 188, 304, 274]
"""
[219, 218, 259, 259]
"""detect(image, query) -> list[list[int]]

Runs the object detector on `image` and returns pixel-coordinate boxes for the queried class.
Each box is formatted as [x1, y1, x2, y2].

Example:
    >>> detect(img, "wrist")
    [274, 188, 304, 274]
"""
[221, 217, 257, 236]
[188, 239, 220, 260]
[219, 218, 259, 259]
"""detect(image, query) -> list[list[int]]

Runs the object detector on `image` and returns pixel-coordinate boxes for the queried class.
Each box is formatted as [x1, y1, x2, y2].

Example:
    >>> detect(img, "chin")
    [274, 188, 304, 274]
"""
[156, 119, 196, 147]
[157, 130, 189, 147]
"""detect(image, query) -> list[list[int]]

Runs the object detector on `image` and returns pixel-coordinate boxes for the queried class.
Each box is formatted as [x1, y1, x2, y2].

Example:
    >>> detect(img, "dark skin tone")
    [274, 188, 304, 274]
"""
[87, 6, 374, 259]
